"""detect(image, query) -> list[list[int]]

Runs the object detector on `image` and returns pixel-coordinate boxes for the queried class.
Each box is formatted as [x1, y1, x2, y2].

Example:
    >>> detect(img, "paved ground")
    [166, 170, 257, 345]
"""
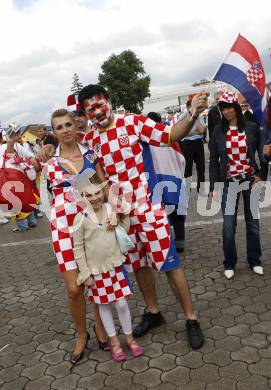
[1, 153, 271, 390]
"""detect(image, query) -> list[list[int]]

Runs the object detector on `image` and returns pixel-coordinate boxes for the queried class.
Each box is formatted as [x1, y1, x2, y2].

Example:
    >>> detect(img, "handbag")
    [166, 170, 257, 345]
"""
[115, 225, 135, 254]
[0, 151, 38, 213]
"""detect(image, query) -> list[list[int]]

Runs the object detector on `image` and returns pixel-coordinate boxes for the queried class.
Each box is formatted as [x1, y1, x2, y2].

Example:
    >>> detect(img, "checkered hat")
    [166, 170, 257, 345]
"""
[67, 94, 82, 113]
[219, 92, 238, 104]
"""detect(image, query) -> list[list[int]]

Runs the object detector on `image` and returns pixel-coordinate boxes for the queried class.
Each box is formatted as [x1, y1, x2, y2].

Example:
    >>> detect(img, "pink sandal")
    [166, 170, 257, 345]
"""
[127, 340, 144, 357]
[111, 343, 126, 362]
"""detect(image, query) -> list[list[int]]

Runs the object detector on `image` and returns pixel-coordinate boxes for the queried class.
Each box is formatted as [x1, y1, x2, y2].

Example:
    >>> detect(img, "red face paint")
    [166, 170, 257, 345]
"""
[83, 96, 113, 128]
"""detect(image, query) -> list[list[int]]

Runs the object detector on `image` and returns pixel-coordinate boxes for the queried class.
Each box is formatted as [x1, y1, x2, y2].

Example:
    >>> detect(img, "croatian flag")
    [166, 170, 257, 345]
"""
[214, 34, 266, 125]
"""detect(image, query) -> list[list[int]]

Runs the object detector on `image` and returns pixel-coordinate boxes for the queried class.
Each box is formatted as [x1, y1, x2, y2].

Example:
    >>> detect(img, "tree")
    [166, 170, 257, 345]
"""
[71, 73, 83, 94]
[98, 50, 151, 113]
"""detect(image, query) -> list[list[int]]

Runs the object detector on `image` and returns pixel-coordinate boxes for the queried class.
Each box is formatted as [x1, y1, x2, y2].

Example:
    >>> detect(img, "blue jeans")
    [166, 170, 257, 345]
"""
[17, 212, 37, 231]
[221, 180, 262, 270]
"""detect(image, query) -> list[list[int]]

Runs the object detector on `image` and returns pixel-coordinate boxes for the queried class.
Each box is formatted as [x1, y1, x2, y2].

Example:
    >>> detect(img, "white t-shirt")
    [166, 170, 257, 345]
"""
[0, 143, 36, 180]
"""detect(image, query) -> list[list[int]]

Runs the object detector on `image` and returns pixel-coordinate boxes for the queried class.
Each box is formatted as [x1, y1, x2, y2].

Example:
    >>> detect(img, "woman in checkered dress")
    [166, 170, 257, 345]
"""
[73, 175, 143, 362]
[42, 109, 110, 364]
[209, 92, 264, 280]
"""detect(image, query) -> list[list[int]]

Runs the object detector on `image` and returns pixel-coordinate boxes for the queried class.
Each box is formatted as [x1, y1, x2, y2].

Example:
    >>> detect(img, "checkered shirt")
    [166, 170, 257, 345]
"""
[86, 266, 132, 304]
[85, 114, 171, 214]
[42, 145, 95, 272]
[226, 127, 253, 178]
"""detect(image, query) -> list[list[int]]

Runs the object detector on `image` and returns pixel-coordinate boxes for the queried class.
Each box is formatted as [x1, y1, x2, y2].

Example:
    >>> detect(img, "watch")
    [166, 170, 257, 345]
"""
[188, 110, 199, 120]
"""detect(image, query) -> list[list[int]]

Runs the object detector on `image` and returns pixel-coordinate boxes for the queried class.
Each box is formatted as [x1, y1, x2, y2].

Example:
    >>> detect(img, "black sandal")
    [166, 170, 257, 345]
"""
[69, 332, 90, 365]
[93, 325, 110, 351]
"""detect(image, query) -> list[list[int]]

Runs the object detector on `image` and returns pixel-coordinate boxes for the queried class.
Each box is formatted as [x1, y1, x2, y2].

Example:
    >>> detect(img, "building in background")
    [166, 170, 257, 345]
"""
[143, 81, 226, 117]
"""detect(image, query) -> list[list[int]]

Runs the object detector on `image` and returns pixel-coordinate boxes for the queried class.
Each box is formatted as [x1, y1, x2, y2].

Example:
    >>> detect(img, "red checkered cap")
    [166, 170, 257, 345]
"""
[219, 92, 238, 104]
[67, 94, 81, 112]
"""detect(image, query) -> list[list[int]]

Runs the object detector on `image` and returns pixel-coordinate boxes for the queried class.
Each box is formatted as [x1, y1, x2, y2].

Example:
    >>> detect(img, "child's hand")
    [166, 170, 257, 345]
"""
[84, 276, 95, 287]
[107, 212, 120, 230]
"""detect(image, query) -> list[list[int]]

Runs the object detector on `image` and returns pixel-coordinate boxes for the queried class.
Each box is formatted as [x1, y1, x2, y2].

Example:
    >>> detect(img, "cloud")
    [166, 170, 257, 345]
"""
[161, 20, 214, 44]
[1, 0, 271, 124]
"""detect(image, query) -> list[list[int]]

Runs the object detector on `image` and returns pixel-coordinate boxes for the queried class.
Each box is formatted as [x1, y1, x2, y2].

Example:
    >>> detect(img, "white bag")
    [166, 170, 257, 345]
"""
[115, 225, 135, 254]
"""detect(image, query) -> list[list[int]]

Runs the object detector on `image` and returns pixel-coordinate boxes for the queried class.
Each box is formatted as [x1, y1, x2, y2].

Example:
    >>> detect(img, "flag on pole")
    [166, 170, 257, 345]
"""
[213, 34, 266, 125]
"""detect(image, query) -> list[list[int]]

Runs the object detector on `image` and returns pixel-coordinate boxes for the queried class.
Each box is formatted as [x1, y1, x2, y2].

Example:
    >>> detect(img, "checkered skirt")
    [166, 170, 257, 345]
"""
[86, 266, 132, 304]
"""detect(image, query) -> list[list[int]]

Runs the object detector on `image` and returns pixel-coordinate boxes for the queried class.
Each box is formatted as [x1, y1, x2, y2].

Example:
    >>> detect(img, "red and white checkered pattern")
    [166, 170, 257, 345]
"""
[85, 114, 171, 214]
[247, 66, 264, 88]
[219, 92, 238, 104]
[42, 146, 94, 272]
[87, 266, 132, 304]
[67, 94, 81, 112]
[226, 127, 253, 178]
[124, 201, 171, 272]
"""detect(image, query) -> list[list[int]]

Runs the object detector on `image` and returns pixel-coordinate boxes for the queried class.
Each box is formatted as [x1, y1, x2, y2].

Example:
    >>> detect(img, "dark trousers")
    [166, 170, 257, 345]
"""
[181, 139, 205, 192]
[221, 180, 262, 270]
[169, 211, 185, 249]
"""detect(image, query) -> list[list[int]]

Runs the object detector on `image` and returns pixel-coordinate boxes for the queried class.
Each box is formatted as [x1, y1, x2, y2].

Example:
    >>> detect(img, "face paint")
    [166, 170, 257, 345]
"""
[83, 96, 113, 128]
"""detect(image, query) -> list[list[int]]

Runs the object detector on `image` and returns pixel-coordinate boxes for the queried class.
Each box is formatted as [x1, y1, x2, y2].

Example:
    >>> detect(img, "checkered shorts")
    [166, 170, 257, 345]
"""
[124, 203, 171, 272]
[86, 266, 132, 304]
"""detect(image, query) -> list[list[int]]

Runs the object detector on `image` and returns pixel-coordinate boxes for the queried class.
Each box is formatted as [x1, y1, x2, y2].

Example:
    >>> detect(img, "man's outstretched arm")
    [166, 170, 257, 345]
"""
[170, 92, 209, 142]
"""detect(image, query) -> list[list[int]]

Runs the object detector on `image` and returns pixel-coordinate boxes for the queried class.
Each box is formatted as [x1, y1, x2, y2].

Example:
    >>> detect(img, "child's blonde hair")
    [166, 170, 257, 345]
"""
[81, 174, 107, 196]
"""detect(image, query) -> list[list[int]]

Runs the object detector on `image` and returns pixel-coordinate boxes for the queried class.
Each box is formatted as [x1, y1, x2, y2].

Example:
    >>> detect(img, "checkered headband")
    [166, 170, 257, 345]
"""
[219, 92, 238, 104]
[67, 94, 81, 113]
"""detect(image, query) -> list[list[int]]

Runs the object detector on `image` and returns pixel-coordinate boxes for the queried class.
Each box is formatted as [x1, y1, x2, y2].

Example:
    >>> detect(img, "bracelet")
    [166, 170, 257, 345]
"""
[188, 110, 199, 120]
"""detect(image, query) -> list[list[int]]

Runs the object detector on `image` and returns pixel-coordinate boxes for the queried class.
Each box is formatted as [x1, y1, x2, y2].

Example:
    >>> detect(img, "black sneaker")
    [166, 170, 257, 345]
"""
[186, 320, 204, 349]
[133, 312, 165, 338]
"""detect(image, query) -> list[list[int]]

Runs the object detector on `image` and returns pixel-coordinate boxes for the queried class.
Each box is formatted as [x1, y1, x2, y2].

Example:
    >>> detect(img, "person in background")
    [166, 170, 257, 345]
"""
[209, 92, 265, 280]
[240, 101, 258, 124]
[207, 91, 222, 145]
[261, 95, 271, 177]
[67, 94, 90, 142]
[0, 124, 10, 225]
[180, 100, 206, 193]
[0, 125, 40, 231]
[147, 111, 186, 253]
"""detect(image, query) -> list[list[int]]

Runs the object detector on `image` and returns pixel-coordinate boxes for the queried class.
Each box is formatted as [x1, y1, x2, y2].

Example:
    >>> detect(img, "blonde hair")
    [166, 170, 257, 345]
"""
[89, 174, 103, 185]
[51, 109, 74, 129]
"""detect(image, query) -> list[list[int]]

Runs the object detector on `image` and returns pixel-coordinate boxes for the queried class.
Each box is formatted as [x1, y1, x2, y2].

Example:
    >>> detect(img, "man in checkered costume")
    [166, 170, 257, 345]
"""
[78, 84, 208, 349]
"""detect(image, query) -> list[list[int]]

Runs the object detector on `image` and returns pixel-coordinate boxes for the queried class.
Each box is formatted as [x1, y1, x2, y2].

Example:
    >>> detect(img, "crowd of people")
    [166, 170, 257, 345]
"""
[1, 84, 271, 365]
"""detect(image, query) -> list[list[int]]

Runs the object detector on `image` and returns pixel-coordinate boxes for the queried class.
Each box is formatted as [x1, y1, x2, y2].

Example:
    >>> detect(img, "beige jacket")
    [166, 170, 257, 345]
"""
[73, 203, 130, 286]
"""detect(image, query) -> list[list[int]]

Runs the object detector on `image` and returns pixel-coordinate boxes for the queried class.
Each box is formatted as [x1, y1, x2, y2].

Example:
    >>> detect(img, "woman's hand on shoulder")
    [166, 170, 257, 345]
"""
[38, 144, 56, 163]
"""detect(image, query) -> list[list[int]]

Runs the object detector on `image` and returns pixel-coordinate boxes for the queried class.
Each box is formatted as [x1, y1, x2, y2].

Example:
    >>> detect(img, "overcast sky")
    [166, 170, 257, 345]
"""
[1, 0, 271, 125]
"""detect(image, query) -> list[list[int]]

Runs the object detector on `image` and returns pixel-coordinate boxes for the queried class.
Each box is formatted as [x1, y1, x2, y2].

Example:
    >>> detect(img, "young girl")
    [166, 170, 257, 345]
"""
[73, 175, 144, 362]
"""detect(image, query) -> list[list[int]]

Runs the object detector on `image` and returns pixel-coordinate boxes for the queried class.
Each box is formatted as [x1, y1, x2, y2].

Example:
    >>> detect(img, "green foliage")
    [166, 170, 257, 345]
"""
[71, 73, 83, 95]
[98, 50, 150, 114]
